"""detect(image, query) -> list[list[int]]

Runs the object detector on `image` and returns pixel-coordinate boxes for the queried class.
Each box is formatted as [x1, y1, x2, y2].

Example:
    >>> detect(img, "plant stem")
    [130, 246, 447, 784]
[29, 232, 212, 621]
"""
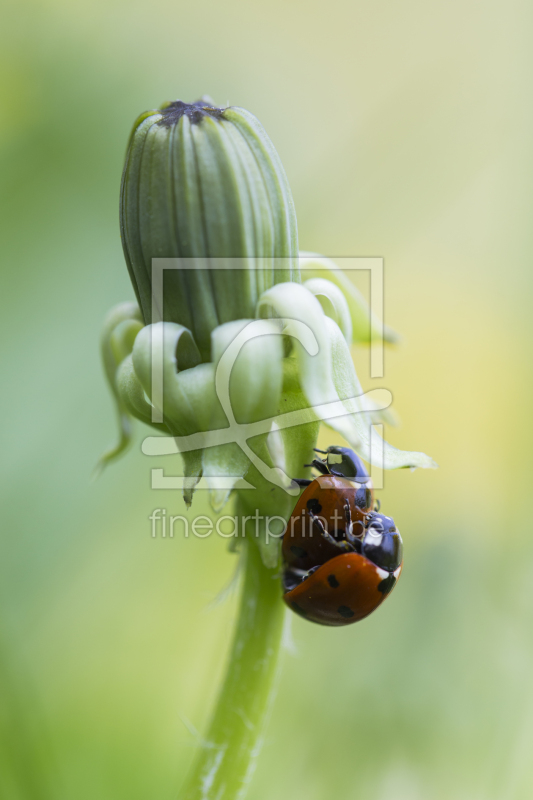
[178, 537, 286, 800]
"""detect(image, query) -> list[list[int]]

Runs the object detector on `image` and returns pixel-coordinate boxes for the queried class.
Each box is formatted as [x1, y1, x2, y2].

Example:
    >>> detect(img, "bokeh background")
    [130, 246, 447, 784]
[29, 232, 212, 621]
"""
[1, 0, 532, 797]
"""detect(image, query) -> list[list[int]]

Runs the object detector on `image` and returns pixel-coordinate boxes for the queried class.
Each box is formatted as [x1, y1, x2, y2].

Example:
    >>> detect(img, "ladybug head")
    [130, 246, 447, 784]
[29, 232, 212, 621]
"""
[362, 512, 403, 572]
[321, 446, 370, 482]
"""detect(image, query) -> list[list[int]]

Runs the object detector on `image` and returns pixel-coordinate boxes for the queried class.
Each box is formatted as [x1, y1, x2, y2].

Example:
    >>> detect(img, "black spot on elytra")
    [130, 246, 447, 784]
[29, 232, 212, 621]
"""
[306, 497, 322, 515]
[327, 574, 340, 588]
[290, 602, 307, 617]
[377, 574, 396, 595]
[290, 545, 308, 559]
[338, 605, 355, 618]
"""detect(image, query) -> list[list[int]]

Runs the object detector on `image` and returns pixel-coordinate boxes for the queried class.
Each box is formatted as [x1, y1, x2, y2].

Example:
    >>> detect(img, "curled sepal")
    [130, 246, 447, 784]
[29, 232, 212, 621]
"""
[96, 301, 143, 475]
[211, 319, 283, 425]
[257, 281, 366, 454]
[365, 394, 400, 428]
[173, 363, 219, 506]
[205, 319, 284, 511]
[301, 278, 397, 426]
[132, 322, 213, 504]
[275, 358, 321, 483]
[325, 316, 437, 469]
[182, 450, 204, 508]
[202, 444, 251, 513]
[115, 355, 167, 432]
[257, 282, 436, 470]
[303, 276, 353, 345]
[299, 252, 398, 345]
[131, 322, 202, 429]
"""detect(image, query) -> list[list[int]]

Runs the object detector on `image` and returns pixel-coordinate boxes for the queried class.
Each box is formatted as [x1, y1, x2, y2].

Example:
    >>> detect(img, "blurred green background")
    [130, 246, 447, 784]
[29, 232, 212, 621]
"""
[1, 0, 532, 797]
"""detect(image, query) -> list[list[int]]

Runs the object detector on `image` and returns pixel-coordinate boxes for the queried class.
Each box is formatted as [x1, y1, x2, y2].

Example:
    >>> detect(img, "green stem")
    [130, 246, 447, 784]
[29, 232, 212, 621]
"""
[178, 537, 286, 800]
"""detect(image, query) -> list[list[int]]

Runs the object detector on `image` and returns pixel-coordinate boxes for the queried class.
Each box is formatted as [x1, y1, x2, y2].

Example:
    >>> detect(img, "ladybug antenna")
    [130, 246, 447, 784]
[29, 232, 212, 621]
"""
[313, 448, 327, 454]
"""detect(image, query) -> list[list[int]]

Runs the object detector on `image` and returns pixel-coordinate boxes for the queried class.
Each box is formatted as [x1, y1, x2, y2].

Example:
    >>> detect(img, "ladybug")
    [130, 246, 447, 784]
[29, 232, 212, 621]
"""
[304, 445, 374, 512]
[282, 448, 402, 626]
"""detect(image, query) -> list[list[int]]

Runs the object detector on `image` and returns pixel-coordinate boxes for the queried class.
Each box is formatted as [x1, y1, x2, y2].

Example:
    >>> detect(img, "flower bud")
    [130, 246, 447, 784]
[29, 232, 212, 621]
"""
[120, 98, 300, 360]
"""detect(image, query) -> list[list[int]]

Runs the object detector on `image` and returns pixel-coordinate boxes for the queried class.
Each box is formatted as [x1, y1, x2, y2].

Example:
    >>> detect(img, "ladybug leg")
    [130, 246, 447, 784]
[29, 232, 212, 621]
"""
[301, 564, 321, 582]
[343, 500, 364, 547]
[374, 498, 381, 513]
[283, 565, 321, 592]
[309, 511, 351, 552]
[304, 458, 329, 475]
[344, 499, 354, 540]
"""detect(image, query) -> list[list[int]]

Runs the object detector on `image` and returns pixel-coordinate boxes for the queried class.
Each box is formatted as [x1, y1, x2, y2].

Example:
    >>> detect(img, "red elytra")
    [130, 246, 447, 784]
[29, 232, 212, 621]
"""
[281, 474, 373, 574]
[284, 552, 403, 626]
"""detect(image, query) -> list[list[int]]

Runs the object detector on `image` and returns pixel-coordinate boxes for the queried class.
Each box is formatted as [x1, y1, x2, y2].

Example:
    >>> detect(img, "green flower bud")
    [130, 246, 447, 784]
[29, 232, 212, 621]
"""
[120, 98, 299, 361]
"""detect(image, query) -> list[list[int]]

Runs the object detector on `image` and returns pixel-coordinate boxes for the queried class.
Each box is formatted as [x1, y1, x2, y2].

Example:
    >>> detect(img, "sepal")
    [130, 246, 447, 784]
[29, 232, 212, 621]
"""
[257, 282, 436, 470]
[96, 302, 143, 474]
[303, 276, 353, 344]
[299, 252, 399, 345]
[205, 319, 285, 511]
